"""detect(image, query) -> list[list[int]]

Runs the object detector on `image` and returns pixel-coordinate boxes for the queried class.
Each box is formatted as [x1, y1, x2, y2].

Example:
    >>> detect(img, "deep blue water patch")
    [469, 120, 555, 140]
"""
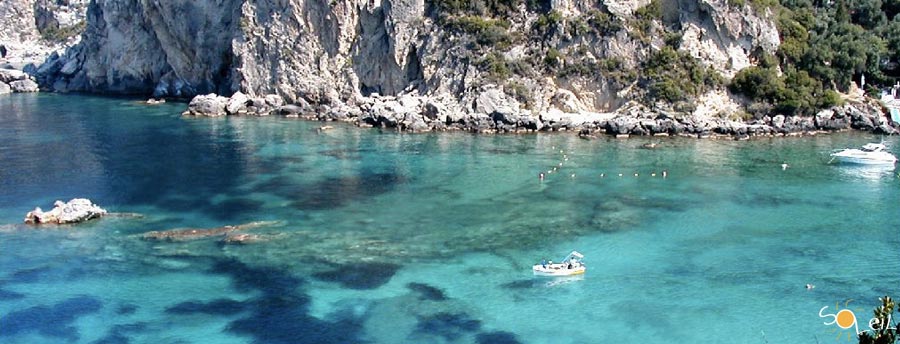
[476, 331, 522, 344]
[210, 198, 264, 221]
[0, 295, 103, 341]
[413, 312, 482, 341]
[312, 262, 400, 290]
[406, 282, 448, 301]
[0, 286, 25, 300]
[165, 298, 247, 316]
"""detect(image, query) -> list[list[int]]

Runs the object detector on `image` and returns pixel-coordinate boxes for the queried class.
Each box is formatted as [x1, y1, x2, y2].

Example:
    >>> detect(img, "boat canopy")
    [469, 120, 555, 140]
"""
[561, 251, 584, 263]
[861, 143, 885, 152]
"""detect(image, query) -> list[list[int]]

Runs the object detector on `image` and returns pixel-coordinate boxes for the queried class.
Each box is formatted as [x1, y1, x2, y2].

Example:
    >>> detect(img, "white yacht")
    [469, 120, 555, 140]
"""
[831, 143, 897, 165]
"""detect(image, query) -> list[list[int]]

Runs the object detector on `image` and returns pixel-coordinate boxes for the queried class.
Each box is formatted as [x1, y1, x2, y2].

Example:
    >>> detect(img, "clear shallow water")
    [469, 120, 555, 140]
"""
[1, 93, 898, 343]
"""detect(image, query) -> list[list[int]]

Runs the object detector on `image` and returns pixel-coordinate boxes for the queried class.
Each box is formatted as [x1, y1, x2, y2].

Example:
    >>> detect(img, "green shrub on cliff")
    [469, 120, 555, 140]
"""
[728, 0, 899, 116]
[41, 21, 86, 42]
[642, 47, 722, 103]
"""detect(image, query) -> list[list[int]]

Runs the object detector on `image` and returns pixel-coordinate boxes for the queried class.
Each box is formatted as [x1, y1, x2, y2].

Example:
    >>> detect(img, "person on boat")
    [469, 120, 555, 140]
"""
[541, 259, 547, 269]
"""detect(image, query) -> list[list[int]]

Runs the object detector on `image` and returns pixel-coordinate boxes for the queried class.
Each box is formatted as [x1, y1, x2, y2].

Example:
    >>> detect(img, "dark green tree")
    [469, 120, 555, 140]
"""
[858, 296, 900, 344]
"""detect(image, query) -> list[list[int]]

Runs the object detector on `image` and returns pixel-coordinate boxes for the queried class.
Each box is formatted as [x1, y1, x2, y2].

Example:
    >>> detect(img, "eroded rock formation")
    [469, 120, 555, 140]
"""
[24, 198, 107, 225]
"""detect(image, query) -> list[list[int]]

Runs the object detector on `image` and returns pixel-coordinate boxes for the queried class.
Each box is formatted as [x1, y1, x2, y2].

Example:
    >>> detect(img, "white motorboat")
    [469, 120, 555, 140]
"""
[533, 251, 585, 277]
[830, 143, 897, 165]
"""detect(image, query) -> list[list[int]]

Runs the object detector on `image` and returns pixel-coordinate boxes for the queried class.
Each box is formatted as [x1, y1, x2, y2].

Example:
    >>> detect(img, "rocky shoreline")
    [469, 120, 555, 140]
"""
[0, 68, 40, 95]
[183, 92, 899, 139]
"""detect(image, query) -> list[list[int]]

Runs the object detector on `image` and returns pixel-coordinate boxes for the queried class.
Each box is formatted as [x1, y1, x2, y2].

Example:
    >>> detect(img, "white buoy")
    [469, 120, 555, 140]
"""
[618, 173, 623, 177]
[781, 163, 789, 170]
[634, 173, 639, 177]
[651, 173, 657, 177]
[571, 174, 576, 178]
[662, 170, 668, 178]
[600, 173, 605, 178]
[539, 173, 545, 181]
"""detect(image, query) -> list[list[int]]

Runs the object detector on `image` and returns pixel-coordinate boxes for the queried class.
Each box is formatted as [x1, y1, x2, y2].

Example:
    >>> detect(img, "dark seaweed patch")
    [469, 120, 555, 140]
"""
[92, 323, 149, 344]
[500, 279, 535, 290]
[406, 282, 448, 301]
[8, 266, 52, 284]
[258, 172, 406, 210]
[116, 303, 138, 315]
[206, 259, 367, 344]
[211, 259, 303, 295]
[413, 312, 482, 341]
[0, 295, 102, 341]
[476, 331, 522, 344]
[313, 262, 400, 290]
[165, 298, 246, 316]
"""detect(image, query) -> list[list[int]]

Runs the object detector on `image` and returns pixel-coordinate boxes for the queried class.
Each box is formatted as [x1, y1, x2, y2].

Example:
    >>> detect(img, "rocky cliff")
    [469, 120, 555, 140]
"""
[35, 1, 772, 105]
[19, 0, 897, 135]
[0, 0, 87, 69]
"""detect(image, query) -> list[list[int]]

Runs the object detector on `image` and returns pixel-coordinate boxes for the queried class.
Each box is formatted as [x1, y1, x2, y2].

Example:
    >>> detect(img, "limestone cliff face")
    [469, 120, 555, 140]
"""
[675, 0, 779, 78]
[0, 0, 87, 69]
[36, 0, 780, 117]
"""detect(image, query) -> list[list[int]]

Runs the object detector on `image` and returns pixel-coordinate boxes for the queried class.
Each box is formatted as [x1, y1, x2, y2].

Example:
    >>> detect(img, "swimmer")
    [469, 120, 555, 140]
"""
[651, 173, 657, 177]
[805, 284, 815, 290]
[600, 173, 605, 178]
[662, 170, 668, 178]
[539, 173, 545, 181]
[781, 163, 789, 170]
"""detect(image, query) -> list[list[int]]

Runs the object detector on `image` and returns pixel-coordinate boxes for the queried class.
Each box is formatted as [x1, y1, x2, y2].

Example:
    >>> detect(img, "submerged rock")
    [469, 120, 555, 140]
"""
[24, 198, 107, 225]
[142, 221, 277, 241]
[222, 233, 265, 245]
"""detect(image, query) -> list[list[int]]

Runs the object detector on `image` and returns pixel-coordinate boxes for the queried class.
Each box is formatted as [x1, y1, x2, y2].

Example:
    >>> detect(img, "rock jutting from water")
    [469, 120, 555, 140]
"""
[24, 198, 107, 225]
[0, 68, 40, 94]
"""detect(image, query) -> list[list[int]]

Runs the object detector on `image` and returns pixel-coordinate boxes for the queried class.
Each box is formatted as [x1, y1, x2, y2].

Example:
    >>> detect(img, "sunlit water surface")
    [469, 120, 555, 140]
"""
[1, 94, 898, 343]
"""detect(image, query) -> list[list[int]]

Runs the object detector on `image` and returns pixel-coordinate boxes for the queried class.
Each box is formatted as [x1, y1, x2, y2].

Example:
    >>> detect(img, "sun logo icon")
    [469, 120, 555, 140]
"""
[820, 300, 865, 341]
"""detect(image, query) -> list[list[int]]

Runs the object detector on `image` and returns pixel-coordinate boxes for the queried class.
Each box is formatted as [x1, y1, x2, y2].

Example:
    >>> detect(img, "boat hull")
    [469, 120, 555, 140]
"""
[532, 264, 586, 277]
[831, 155, 897, 165]
[831, 150, 897, 165]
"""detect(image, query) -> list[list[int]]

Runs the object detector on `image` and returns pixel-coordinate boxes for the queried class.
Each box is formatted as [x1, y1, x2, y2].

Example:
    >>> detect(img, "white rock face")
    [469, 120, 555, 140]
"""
[24, 198, 107, 225]
[0, 68, 28, 83]
[183, 93, 230, 117]
[30, 0, 781, 125]
[9, 79, 39, 92]
[692, 89, 742, 118]
[0, 0, 87, 69]
[0, 82, 11, 95]
[677, 0, 780, 78]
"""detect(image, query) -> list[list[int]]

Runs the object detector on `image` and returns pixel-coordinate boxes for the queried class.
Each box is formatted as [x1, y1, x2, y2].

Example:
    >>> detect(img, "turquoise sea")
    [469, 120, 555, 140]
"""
[1, 93, 898, 343]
